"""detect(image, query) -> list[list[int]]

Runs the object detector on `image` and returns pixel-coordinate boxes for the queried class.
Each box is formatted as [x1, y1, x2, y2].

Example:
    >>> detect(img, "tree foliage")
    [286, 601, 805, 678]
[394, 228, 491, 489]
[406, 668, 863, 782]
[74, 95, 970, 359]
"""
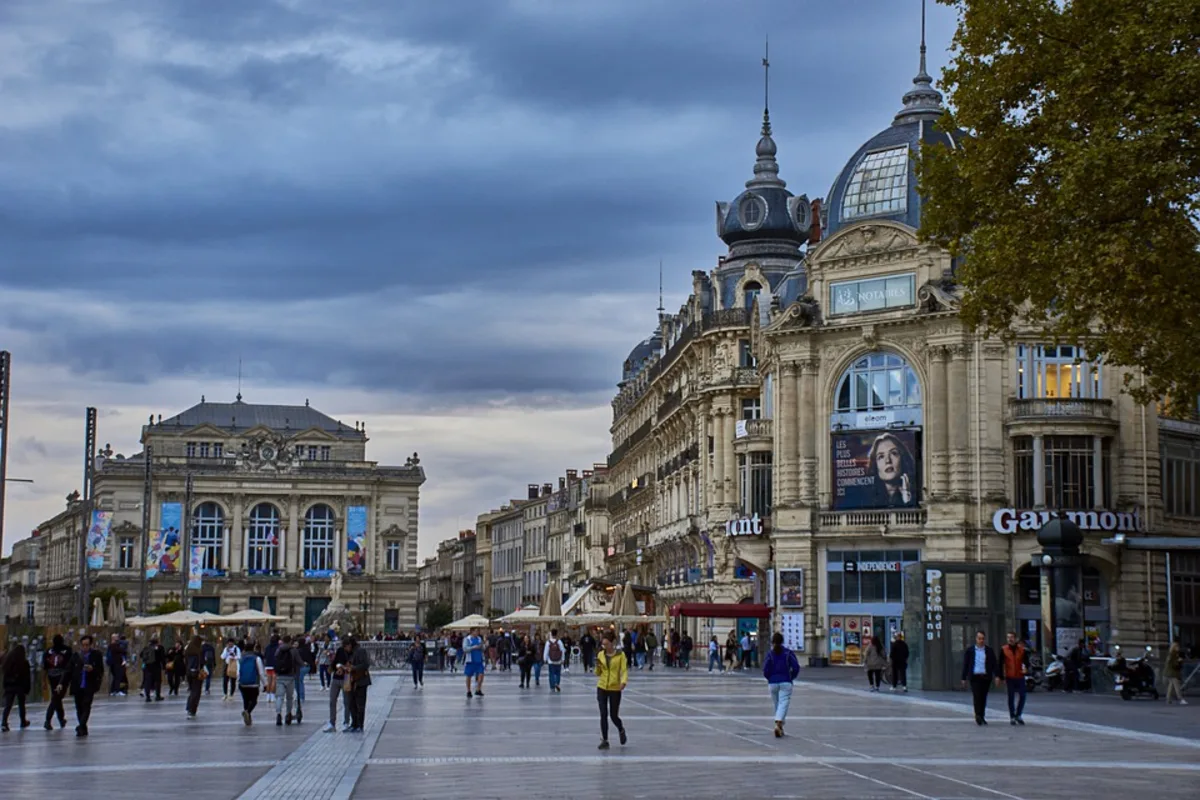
[150, 599, 185, 616]
[425, 601, 453, 631]
[919, 0, 1200, 403]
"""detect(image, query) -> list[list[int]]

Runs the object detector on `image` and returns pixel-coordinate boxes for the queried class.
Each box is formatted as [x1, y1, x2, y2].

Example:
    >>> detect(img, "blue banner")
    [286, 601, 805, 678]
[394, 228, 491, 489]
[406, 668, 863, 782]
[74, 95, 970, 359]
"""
[346, 505, 368, 574]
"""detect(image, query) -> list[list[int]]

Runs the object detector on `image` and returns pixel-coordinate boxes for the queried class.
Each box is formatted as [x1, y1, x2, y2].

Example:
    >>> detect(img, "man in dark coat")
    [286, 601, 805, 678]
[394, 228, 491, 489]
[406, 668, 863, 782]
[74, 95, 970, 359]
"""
[67, 634, 106, 737]
[889, 632, 910, 692]
[960, 630, 1001, 725]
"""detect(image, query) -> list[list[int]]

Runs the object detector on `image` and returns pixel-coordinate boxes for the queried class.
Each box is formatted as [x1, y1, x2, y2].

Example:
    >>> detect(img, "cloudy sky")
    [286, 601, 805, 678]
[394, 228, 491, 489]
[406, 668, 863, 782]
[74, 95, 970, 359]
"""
[0, 0, 957, 557]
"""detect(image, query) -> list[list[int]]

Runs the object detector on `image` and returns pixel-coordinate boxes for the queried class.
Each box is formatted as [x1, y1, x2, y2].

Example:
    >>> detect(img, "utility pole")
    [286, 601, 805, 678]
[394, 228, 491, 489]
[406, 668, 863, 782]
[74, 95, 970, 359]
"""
[0, 351, 11, 554]
[78, 407, 97, 624]
[138, 445, 153, 615]
[181, 473, 193, 607]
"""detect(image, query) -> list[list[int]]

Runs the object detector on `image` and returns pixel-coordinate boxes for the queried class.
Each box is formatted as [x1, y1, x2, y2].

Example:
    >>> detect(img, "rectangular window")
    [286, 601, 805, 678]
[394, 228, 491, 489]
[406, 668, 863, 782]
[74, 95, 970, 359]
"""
[118, 536, 136, 569]
[741, 398, 762, 420]
[320, 446, 331, 461]
[841, 146, 909, 220]
[738, 452, 773, 517]
[829, 272, 915, 315]
[25, 601, 35, 623]
[199, 442, 210, 458]
[1163, 438, 1200, 518]
[186, 442, 197, 458]
[308, 445, 319, 461]
[1013, 437, 1036, 508]
[387, 541, 402, 572]
[295, 445, 304, 458]
[1016, 344, 1102, 399]
[738, 339, 756, 368]
[1044, 435, 1103, 509]
[213, 443, 223, 458]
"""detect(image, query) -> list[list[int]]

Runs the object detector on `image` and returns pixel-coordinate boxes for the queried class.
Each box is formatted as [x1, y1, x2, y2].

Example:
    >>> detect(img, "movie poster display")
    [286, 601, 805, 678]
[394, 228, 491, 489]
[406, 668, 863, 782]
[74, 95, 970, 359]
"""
[156, 502, 183, 575]
[85, 510, 113, 570]
[346, 505, 368, 575]
[779, 569, 804, 608]
[188, 546, 204, 591]
[832, 429, 921, 510]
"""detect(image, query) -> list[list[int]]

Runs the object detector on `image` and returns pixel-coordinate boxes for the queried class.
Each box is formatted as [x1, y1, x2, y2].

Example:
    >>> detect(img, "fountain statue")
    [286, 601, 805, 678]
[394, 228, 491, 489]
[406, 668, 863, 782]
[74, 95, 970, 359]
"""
[308, 571, 361, 637]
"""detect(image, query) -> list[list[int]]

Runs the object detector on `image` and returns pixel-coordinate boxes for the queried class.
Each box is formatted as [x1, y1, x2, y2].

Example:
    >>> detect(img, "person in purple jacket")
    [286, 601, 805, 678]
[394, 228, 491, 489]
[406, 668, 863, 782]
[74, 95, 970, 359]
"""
[762, 632, 801, 738]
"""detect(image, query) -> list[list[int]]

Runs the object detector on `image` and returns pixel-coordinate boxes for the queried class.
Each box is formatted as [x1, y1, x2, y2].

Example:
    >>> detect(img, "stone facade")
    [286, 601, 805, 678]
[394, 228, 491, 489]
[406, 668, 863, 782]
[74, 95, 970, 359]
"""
[1, 533, 40, 624]
[34, 398, 424, 634]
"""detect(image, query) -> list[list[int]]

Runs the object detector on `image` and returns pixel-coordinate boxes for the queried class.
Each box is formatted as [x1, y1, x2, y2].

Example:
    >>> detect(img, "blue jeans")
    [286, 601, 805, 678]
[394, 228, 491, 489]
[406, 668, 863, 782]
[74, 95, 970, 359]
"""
[770, 681, 794, 722]
[296, 665, 308, 703]
[548, 664, 562, 690]
[1006, 678, 1027, 718]
[533, 662, 542, 683]
[709, 652, 723, 671]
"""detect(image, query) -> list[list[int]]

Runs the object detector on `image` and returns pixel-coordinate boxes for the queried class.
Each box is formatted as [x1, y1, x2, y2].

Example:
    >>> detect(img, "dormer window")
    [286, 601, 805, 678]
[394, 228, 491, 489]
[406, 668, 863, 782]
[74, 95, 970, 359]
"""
[743, 282, 762, 310]
[738, 194, 767, 230]
[842, 146, 908, 220]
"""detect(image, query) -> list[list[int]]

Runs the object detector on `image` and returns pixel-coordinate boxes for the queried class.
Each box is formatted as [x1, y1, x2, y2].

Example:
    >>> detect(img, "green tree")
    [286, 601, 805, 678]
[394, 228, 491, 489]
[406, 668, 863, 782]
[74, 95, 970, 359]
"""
[150, 599, 185, 615]
[919, 0, 1200, 403]
[425, 601, 454, 631]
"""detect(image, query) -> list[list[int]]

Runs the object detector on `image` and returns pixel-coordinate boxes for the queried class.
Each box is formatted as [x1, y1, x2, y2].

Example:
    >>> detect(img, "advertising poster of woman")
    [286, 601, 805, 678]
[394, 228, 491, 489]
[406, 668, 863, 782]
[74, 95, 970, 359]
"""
[832, 430, 921, 510]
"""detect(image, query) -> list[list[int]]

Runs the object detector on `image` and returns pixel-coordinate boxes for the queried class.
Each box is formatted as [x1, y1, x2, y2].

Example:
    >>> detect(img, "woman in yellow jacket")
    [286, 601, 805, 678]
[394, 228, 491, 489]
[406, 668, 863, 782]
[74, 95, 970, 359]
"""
[595, 632, 628, 749]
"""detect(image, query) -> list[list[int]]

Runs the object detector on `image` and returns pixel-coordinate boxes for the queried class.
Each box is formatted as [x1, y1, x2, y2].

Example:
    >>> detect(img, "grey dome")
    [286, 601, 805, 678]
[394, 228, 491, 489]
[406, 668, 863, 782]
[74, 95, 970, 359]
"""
[717, 109, 810, 247]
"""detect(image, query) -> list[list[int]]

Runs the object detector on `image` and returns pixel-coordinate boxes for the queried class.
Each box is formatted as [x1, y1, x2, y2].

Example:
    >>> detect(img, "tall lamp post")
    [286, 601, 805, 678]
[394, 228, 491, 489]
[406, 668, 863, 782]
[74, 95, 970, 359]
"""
[358, 592, 370, 635]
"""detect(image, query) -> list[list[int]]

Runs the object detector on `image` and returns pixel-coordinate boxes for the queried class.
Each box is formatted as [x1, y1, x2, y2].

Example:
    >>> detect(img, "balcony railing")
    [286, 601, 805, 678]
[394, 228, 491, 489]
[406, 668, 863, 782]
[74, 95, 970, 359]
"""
[658, 389, 682, 419]
[736, 418, 773, 439]
[572, 560, 584, 573]
[701, 308, 752, 331]
[818, 509, 927, 528]
[1008, 397, 1114, 422]
[624, 533, 648, 553]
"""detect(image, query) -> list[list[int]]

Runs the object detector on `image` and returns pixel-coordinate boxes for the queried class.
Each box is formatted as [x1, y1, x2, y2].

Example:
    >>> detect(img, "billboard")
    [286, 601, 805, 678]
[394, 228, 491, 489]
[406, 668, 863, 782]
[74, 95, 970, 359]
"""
[779, 568, 804, 608]
[188, 545, 204, 591]
[156, 502, 183, 575]
[346, 505, 367, 575]
[832, 429, 921, 510]
[85, 510, 113, 570]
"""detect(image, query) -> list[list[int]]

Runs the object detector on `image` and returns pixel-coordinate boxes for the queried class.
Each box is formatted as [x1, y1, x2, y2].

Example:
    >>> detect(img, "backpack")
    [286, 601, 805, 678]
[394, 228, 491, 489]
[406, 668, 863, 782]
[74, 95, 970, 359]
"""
[46, 650, 67, 678]
[140, 646, 157, 668]
[275, 647, 294, 676]
[548, 640, 563, 662]
[238, 653, 258, 686]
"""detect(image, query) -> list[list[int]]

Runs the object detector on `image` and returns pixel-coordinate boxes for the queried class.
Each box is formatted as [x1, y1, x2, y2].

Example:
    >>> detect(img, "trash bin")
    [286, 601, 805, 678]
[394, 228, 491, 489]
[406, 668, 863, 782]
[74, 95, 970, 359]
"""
[808, 656, 828, 668]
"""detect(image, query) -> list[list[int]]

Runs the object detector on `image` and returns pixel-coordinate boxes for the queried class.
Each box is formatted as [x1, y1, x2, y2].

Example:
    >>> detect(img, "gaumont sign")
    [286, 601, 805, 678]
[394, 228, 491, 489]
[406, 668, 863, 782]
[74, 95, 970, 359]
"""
[725, 514, 765, 536]
[992, 508, 1144, 535]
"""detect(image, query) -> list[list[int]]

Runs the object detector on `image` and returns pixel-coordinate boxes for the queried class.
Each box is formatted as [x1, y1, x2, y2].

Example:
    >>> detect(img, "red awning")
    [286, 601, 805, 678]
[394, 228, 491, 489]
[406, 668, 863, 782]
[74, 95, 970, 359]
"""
[668, 602, 771, 620]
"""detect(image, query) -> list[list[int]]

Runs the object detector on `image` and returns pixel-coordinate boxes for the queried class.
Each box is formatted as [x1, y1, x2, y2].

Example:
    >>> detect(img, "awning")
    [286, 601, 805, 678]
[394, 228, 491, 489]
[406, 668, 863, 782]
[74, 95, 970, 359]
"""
[669, 602, 771, 620]
[561, 584, 592, 615]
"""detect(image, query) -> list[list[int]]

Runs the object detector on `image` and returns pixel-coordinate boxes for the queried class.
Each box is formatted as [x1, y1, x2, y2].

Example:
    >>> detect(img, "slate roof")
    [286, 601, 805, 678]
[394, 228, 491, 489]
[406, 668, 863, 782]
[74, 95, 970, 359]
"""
[154, 399, 365, 439]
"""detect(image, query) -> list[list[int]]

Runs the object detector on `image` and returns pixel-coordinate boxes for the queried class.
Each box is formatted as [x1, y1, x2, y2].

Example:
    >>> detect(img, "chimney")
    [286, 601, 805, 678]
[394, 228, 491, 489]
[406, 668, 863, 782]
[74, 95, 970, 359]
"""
[558, 477, 566, 491]
[566, 469, 578, 480]
[583, 470, 593, 478]
[808, 198, 823, 245]
[527, 484, 539, 500]
[542, 483, 552, 496]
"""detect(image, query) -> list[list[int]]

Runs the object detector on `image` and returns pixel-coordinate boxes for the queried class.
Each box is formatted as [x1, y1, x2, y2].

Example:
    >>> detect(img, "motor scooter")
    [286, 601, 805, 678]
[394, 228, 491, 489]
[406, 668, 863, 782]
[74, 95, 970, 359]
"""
[1108, 646, 1160, 701]
[1045, 653, 1065, 691]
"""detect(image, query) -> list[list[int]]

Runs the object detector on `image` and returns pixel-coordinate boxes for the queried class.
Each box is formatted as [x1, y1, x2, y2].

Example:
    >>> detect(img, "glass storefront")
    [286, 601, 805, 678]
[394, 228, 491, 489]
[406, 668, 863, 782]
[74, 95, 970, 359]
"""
[1015, 564, 1110, 654]
[826, 548, 920, 664]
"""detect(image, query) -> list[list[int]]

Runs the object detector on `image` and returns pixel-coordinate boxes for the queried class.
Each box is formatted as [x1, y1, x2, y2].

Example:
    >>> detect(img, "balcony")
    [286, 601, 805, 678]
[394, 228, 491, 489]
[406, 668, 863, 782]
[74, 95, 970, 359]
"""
[624, 533, 648, 553]
[1008, 397, 1114, 422]
[547, 560, 561, 574]
[818, 509, 927, 529]
[701, 308, 751, 331]
[573, 522, 586, 535]
[658, 389, 682, 419]
[572, 560, 584, 573]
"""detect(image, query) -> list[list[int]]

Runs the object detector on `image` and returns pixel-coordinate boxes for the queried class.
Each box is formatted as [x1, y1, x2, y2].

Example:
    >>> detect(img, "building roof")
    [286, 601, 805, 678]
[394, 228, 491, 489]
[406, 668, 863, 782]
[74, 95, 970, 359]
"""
[152, 399, 365, 439]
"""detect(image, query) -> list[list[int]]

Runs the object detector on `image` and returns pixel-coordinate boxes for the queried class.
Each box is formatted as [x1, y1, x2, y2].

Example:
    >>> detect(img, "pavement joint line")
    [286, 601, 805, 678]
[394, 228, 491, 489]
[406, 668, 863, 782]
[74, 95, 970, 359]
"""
[889, 763, 1028, 800]
[818, 760, 936, 800]
[795, 678, 1200, 751]
[615, 683, 778, 751]
[363, 755, 1200, 771]
[383, 714, 973, 722]
[0, 760, 280, 777]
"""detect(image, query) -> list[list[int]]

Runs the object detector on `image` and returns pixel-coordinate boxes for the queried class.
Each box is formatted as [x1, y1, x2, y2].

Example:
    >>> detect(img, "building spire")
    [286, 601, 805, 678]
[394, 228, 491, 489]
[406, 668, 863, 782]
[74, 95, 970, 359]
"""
[236, 357, 243, 402]
[894, 0, 945, 124]
[657, 259, 665, 319]
[747, 37, 785, 189]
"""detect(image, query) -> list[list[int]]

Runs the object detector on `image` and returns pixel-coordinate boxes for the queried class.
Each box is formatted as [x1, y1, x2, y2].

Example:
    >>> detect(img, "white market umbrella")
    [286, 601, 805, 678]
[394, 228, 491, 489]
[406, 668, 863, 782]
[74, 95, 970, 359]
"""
[107, 595, 121, 626]
[90, 597, 104, 626]
[619, 583, 639, 617]
[498, 606, 542, 623]
[608, 586, 624, 615]
[444, 613, 492, 630]
[540, 580, 564, 618]
[216, 608, 288, 625]
[127, 610, 206, 628]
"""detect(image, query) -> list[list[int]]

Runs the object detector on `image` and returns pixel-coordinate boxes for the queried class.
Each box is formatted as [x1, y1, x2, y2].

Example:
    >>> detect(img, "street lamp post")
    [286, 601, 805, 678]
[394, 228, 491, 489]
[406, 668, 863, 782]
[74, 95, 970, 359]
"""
[1033, 512, 1085, 666]
[358, 592, 370, 635]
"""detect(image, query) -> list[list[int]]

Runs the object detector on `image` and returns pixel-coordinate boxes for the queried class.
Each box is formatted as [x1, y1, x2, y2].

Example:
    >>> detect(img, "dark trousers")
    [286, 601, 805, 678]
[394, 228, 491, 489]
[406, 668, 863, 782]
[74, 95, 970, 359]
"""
[867, 669, 884, 688]
[143, 668, 162, 700]
[1006, 678, 1027, 718]
[46, 681, 67, 723]
[969, 676, 992, 720]
[350, 685, 368, 729]
[891, 662, 908, 688]
[224, 674, 238, 696]
[742, 649, 752, 669]
[240, 686, 260, 715]
[75, 691, 96, 730]
[186, 677, 203, 715]
[582, 650, 595, 670]
[109, 664, 126, 694]
[168, 672, 182, 695]
[519, 662, 533, 687]
[319, 665, 330, 688]
[2, 691, 28, 725]
[410, 663, 424, 686]
[597, 688, 624, 741]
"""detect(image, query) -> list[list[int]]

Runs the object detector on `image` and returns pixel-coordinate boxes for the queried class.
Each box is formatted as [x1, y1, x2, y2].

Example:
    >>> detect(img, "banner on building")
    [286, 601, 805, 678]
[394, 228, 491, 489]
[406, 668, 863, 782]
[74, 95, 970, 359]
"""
[831, 429, 921, 510]
[346, 505, 367, 575]
[188, 545, 204, 591]
[779, 568, 804, 608]
[85, 510, 114, 570]
[156, 502, 183, 575]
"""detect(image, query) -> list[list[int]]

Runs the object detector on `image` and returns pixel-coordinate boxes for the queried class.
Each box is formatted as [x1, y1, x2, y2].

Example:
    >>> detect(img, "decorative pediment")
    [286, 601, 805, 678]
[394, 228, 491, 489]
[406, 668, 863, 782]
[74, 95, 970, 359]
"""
[916, 278, 962, 313]
[178, 423, 228, 438]
[813, 222, 918, 263]
[113, 520, 140, 534]
[381, 523, 407, 538]
[235, 431, 298, 472]
[287, 426, 339, 442]
[765, 297, 821, 333]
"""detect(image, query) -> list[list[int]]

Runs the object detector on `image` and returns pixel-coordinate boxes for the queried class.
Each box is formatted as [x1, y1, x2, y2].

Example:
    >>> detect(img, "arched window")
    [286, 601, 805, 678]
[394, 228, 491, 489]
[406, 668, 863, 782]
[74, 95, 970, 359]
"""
[191, 502, 225, 576]
[303, 504, 336, 574]
[246, 503, 280, 575]
[743, 281, 762, 310]
[834, 352, 921, 415]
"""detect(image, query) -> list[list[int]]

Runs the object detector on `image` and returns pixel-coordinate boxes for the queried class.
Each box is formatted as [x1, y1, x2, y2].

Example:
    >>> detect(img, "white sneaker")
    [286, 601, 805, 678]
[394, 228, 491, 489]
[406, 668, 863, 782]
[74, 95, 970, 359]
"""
[1181, 700, 1190, 706]
[322, 722, 335, 732]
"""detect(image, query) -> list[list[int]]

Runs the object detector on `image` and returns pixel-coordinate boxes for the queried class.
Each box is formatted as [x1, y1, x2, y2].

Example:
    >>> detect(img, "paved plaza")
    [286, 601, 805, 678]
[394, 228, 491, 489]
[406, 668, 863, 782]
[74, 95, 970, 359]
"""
[0, 667, 1196, 799]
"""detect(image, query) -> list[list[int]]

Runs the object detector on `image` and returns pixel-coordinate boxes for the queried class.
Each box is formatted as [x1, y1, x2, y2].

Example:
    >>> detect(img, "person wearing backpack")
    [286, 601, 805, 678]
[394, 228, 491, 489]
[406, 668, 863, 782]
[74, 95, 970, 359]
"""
[273, 634, 301, 726]
[184, 636, 207, 720]
[140, 637, 165, 703]
[42, 634, 72, 729]
[543, 629, 566, 693]
[237, 641, 267, 726]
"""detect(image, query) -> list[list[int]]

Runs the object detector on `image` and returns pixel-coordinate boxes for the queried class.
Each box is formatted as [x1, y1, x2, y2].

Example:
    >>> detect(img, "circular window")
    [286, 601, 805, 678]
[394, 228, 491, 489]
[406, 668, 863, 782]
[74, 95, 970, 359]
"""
[738, 194, 767, 230]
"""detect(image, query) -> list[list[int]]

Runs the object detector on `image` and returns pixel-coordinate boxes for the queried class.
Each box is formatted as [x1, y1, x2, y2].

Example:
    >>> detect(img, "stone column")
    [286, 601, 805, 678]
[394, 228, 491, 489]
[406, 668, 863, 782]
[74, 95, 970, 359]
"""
[724, 409, 738, 511]
[286, 496, 300, 574]
[779, 362, 799, 504]
[1092, 436, 1104, 509]
[798, 360, 818, 506]
[927, 346, 949, 499]
[230, 494, 244, 574]
[1033, 434, 1046, 508]
[948, 346, 970, 497]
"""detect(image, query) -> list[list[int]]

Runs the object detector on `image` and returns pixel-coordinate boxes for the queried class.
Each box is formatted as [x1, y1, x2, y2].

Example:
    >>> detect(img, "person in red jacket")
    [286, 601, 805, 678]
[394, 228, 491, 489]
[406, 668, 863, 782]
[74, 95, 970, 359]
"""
[1000, 632, 1030, 725]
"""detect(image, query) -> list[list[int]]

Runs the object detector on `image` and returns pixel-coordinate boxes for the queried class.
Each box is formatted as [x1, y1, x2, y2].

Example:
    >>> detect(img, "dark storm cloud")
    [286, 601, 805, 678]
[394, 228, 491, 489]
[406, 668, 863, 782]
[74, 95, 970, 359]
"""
[0, 0, 958, 399]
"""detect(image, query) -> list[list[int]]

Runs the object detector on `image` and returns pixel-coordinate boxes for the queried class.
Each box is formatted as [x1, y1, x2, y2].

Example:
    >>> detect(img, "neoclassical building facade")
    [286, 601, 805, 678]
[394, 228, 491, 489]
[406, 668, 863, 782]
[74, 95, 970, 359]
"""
[36, 398, 425, 633]
[604, 40, 1198, 658]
